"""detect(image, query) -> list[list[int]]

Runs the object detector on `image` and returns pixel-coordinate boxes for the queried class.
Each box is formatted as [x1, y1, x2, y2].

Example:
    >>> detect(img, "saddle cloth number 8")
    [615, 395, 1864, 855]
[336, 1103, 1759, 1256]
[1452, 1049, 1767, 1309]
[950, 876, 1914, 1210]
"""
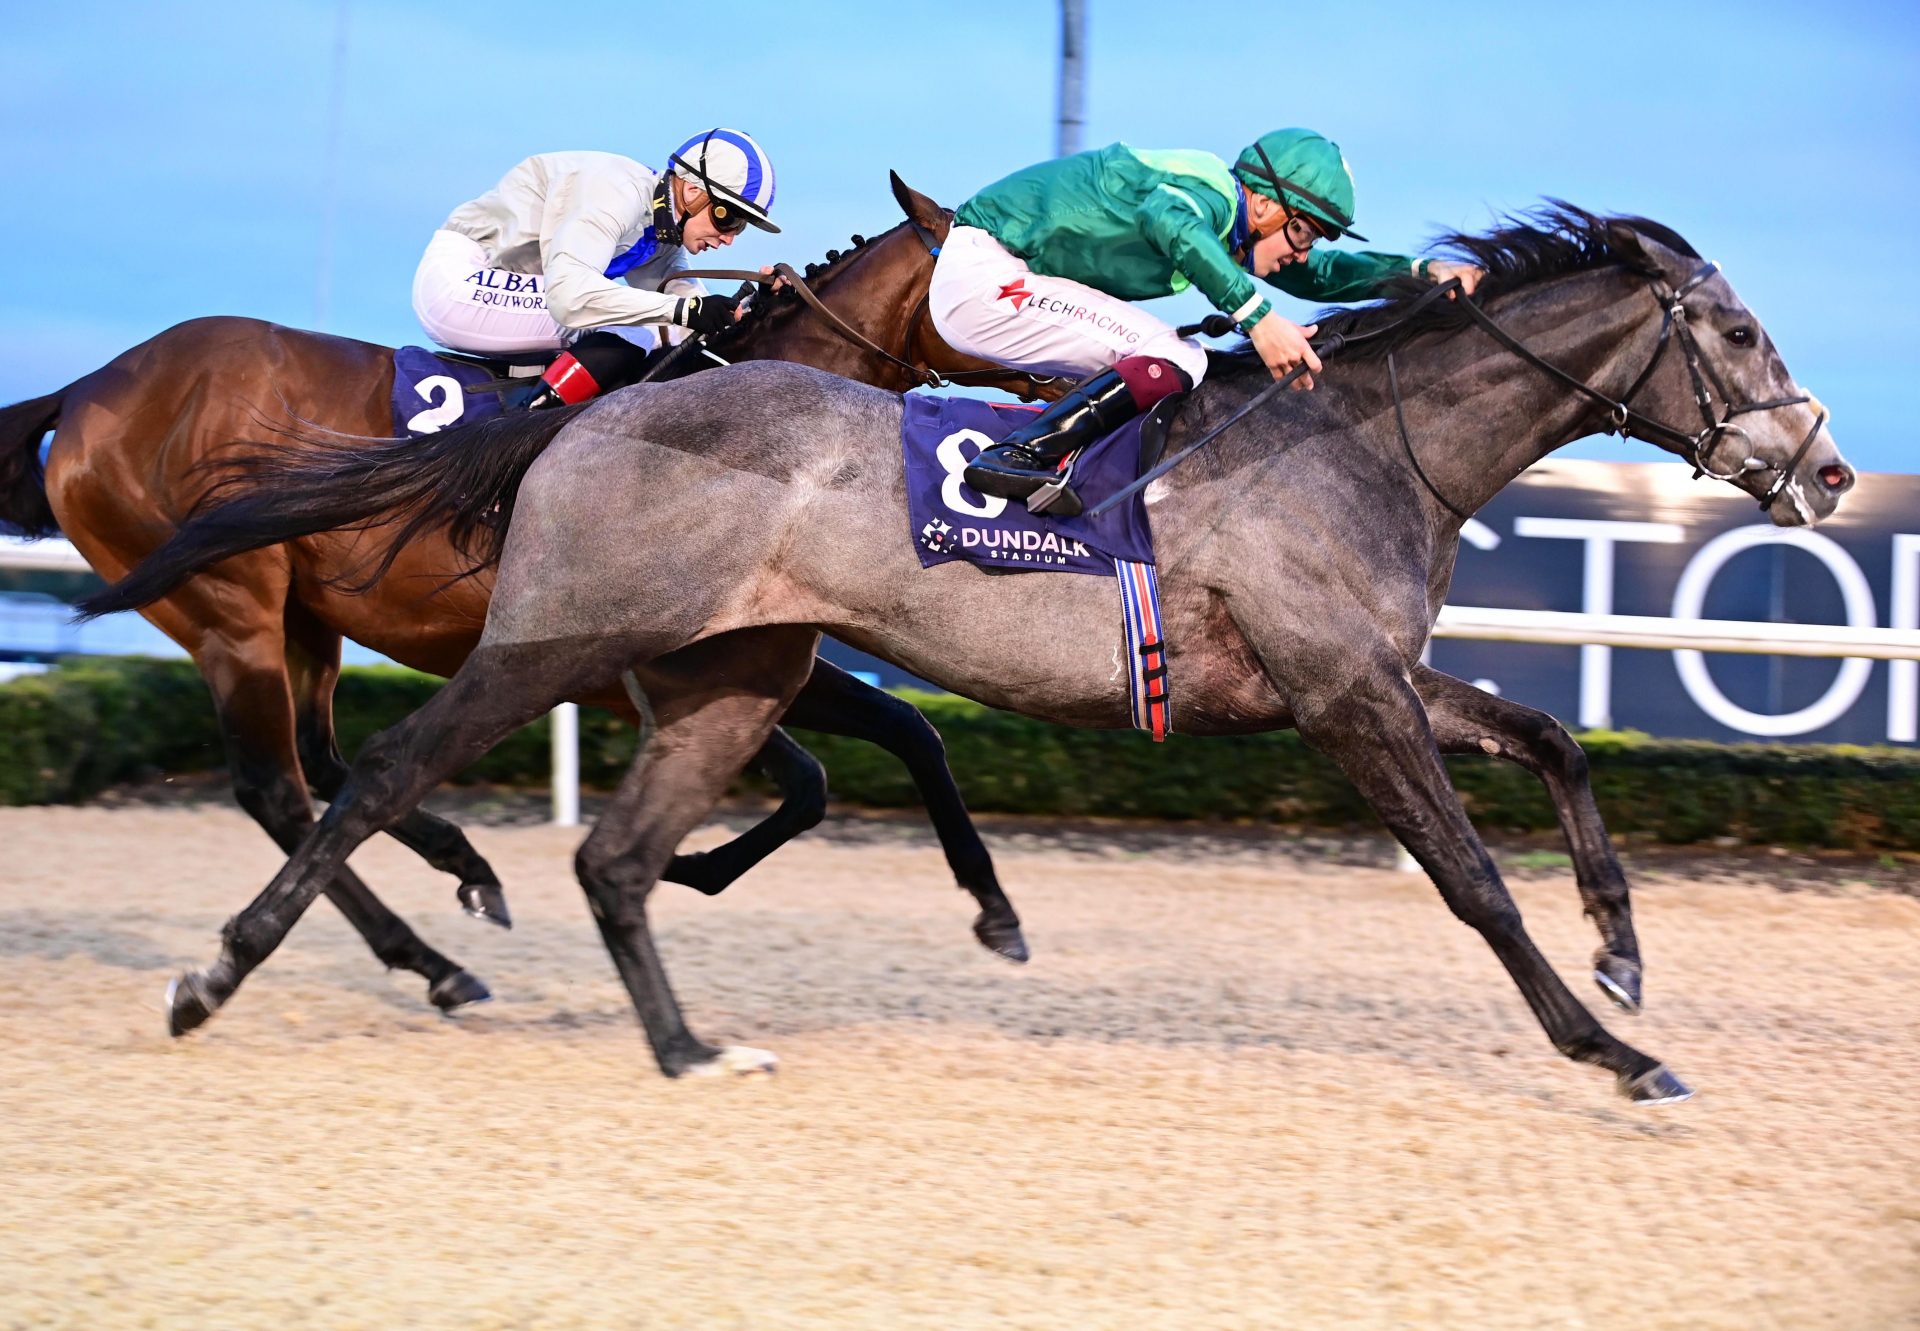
[937, 428, 1008, 519]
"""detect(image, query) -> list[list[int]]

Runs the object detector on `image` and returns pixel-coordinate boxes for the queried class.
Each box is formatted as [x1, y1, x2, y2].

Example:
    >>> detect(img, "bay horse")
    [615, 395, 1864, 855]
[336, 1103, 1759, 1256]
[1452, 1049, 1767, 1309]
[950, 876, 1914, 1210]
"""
[0, 176, 1040, 1012]
[93, 207, 1855, 1097]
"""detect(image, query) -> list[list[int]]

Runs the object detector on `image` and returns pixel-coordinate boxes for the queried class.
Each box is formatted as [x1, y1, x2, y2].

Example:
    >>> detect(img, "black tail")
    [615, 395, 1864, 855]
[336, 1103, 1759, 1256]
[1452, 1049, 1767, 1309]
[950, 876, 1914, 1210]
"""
[76, 405, 586, 619]
[0, 390, 65, 537]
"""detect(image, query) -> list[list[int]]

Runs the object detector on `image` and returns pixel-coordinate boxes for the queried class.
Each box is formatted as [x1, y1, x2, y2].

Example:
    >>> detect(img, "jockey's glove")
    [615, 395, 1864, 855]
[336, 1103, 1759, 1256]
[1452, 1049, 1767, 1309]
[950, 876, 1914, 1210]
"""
[676, 294, 741, 338]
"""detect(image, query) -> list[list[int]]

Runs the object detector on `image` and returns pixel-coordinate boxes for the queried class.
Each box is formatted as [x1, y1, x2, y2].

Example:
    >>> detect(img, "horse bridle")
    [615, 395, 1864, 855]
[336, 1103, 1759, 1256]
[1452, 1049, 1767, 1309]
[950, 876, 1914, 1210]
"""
[1422, 261, 1826, 514]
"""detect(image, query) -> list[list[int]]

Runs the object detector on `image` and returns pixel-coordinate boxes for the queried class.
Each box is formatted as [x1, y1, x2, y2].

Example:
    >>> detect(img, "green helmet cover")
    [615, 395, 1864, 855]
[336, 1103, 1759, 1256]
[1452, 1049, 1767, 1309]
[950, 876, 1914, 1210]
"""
[1234, 128, 1368, 241]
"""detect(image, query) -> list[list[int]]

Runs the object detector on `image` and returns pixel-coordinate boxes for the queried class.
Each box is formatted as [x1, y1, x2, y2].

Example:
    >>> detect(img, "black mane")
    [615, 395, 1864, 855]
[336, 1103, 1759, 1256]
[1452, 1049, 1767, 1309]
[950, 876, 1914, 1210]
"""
[1211, 203, 1700, 374]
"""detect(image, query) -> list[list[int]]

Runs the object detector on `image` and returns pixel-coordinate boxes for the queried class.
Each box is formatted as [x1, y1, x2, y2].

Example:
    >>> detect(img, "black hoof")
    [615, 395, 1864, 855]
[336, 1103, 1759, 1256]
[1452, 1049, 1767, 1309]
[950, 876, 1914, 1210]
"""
[164, 972, 217, 1038]
[457, 881, 513, 930]
[1620, 1064, 1694, 1105]
[428, 969, 493, 1013]
[973, 910, 1030, 964]
[1593, 953, 1643, 1013]
[663, 851, 728, 897]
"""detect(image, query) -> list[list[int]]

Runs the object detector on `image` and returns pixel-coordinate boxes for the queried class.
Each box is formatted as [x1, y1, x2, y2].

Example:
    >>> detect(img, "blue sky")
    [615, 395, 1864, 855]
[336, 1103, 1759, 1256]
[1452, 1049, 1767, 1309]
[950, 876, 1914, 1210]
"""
[2, 0, 1914, 469]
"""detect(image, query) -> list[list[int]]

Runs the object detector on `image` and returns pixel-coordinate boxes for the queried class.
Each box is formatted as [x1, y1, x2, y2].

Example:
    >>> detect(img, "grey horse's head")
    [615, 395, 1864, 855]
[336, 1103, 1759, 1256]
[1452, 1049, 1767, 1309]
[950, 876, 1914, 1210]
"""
[1609, 224, 1855, 526]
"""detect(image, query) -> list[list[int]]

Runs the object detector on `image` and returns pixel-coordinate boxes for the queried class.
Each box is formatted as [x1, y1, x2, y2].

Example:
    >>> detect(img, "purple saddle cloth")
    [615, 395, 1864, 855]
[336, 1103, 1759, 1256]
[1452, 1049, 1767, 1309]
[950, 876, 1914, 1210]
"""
[901, 395, 1157, 575]
[389, 346, 513, 437]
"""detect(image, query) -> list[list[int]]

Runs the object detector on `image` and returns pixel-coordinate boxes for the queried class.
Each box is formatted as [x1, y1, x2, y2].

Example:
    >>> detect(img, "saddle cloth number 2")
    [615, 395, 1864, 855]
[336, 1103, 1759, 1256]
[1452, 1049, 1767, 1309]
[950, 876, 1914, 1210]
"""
[406, 375, 467, 435]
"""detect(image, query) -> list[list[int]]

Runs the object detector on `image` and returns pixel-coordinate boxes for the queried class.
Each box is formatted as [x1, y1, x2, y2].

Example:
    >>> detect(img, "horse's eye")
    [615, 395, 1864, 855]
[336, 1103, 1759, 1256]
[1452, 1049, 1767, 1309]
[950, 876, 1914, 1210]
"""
[1726, 326, 1755, 347]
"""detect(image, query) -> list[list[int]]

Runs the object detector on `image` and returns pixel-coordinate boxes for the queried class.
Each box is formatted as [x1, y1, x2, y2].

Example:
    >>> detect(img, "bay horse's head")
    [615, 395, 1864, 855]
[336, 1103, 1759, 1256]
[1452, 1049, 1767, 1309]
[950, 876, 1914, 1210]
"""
[1589, 219, 1855, 525]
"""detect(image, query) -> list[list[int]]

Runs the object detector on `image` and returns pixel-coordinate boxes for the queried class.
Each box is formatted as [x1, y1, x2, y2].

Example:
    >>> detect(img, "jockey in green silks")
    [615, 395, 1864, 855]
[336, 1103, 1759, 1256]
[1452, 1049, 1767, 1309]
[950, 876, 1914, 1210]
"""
[927, 128, 1483, 513]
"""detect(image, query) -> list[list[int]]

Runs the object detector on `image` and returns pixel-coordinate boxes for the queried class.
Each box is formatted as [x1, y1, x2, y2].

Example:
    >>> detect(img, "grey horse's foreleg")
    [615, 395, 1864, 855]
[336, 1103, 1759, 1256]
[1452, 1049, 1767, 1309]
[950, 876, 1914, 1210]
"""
[215, 667, 489, 1013]
[1294, 668, 1687, 1103]
[298, 727, 513, 929]
[285, 623, 514, 928]
[165, 641, 592, 1038]
[1412, 665, 1643, 1012]
[575, 630, 818, 1077]
[660, 727, 826, 896]
[779, 660, 1026, 962]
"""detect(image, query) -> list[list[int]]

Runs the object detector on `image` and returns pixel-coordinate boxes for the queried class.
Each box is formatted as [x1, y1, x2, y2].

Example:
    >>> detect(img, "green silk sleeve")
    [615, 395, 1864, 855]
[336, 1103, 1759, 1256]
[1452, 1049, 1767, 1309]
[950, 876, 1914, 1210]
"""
[1136, 183, 1268, 329]
[1265, 248, 1416, 303]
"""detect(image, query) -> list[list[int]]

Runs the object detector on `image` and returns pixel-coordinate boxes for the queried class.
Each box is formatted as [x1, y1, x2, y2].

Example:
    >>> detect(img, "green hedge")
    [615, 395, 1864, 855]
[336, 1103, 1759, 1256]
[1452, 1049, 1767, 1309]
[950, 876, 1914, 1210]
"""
[4, 656, 1919, 849]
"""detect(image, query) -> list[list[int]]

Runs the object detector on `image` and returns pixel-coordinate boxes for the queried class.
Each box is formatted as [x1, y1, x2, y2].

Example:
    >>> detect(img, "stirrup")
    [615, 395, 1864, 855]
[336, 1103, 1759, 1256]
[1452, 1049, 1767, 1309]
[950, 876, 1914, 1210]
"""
[1026, 452, 1084, 517]
[506, 382, 564, 413]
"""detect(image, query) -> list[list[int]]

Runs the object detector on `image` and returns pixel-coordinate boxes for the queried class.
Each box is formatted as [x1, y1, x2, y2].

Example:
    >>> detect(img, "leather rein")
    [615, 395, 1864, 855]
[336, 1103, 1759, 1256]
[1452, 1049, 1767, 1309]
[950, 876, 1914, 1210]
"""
[1083, 278, 1464, 519]
[1396, 261, 1824, 520]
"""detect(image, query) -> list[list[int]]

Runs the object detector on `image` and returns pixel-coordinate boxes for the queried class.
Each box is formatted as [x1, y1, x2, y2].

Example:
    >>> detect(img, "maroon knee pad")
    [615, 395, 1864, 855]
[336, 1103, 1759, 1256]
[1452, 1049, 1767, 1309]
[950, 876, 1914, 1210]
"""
[1113, 356, 1191, 411]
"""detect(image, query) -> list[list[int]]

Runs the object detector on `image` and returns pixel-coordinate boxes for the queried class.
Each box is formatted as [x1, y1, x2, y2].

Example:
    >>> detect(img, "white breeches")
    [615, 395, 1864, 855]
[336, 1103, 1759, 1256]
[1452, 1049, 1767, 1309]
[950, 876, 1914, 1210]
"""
[410, 229, 659, 358]
[927, 225, 1210, 386]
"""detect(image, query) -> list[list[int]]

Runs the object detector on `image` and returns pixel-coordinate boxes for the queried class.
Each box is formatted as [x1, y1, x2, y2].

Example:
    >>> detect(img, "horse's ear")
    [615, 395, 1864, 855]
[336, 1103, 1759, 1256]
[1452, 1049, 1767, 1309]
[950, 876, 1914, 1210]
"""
[890, 170, 953, 242]
[1605, 220, 1662, 275]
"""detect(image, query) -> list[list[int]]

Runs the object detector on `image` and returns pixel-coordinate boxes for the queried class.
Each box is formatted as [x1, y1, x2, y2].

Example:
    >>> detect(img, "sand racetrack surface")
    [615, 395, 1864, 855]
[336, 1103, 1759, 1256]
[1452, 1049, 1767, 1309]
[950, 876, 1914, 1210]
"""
[1, 795, 1916, 1329]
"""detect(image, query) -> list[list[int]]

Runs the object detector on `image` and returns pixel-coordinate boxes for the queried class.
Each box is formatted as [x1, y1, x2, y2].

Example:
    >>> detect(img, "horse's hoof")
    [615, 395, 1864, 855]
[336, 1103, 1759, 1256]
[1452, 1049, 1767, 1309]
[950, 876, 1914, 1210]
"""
[457, 882, 513, 930]
[164, 972, 217, 1038]
[428, 969, 493, 1013]
[664, 851, 727, 897]
[973, 911, 1030, 965]
[1593, 954, 1643, 1013]
[1620, 1064, 1693, 1106]
[681, 1045, 779, 1078]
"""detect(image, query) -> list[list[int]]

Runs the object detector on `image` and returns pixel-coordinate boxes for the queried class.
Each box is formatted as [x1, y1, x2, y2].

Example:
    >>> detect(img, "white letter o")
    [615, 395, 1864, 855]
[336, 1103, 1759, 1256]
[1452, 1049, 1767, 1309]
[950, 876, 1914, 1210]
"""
[1671, 526, 1876, 737]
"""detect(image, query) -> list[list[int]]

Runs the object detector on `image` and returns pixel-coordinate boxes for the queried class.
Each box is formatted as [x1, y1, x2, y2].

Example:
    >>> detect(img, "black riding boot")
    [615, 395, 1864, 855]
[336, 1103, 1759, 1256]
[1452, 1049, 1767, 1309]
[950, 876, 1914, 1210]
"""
[513, 331, 654, 411]
[962, 367, 1143, 517]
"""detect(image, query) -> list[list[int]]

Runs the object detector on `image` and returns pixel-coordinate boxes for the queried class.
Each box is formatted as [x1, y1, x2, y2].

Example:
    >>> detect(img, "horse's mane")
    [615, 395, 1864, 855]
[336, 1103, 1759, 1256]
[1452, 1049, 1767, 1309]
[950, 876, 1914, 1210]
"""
[710, 222, 910, 345]
[1209, 202, 1700, 376]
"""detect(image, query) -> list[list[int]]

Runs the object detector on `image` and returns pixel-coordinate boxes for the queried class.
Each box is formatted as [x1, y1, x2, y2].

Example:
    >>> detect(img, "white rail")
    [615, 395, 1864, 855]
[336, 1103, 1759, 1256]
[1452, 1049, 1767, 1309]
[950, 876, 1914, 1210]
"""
[8, 536, 1916, 826]
[1432, 605, 1920, 661]
[0, 536, 90, 571]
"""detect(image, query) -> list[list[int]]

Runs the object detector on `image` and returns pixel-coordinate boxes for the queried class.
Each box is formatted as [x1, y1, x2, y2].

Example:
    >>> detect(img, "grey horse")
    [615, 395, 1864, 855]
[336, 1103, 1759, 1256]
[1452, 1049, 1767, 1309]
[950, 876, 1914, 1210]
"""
[98, 208, 1854, 1098]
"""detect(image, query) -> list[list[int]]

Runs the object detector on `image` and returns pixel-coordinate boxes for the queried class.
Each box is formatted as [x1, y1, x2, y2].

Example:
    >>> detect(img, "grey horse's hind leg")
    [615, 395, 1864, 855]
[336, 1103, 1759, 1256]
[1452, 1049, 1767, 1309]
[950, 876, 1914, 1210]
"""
[286, 627, 513, 929]
[164, 639, 619, 1038]
[779, 660, 1027, 963]
[1413, 666, 1643, 1013]
[1293, 667, 1687, 1104]
[575, 629, 820, 1077]
[661, 727, 827, 897]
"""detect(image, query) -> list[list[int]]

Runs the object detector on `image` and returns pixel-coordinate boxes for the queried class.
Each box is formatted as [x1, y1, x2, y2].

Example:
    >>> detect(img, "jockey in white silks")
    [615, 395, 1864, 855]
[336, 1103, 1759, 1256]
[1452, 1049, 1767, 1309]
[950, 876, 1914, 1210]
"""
[410, 129, 779, 410]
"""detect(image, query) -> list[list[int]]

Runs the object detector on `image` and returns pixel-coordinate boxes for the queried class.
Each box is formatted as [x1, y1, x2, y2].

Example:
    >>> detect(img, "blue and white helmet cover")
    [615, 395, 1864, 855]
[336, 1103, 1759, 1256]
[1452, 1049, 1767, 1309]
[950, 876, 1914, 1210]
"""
[669, 128, 778, 232]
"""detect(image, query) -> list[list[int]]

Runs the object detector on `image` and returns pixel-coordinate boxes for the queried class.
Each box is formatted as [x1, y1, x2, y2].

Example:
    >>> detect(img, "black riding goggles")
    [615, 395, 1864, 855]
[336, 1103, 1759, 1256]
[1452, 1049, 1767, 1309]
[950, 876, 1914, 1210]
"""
[1280, 209, 1330, 254]
[706, 199, 751, 235]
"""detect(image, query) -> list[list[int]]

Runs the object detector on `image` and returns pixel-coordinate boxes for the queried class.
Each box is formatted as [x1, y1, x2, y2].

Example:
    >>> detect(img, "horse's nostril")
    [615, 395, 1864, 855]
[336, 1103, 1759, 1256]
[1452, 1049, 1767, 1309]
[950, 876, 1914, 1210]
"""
[1819, 464, 1853, 491]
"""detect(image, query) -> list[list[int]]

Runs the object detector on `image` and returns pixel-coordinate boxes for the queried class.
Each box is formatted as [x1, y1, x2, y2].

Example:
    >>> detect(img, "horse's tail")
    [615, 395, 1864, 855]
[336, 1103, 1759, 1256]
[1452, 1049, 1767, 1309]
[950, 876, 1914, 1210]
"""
[76, 405, 586, 619]
[0, 390, 66, 537]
